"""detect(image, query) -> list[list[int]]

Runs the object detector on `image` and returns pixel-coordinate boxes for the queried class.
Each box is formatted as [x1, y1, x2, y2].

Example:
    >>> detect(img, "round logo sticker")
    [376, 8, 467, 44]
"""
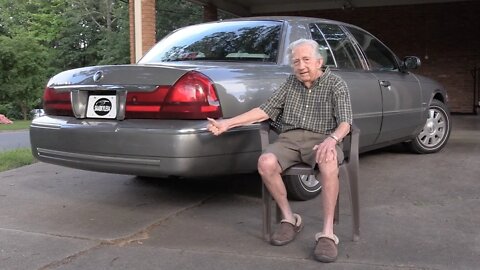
[93, 98, 112, 116]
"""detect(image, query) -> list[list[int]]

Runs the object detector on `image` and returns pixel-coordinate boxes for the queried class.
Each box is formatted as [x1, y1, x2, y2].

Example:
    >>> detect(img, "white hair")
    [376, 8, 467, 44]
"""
[287, 39, 323, 64]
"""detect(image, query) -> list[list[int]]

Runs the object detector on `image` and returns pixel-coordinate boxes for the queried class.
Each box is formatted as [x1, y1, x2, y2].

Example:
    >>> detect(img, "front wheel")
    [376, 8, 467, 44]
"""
[284, 174, 322, 201]
[407, 100, 451, 154]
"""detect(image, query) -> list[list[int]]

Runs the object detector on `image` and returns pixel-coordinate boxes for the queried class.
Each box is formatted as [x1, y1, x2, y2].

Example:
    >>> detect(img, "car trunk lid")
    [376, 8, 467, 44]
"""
[44, 64, 222, 120]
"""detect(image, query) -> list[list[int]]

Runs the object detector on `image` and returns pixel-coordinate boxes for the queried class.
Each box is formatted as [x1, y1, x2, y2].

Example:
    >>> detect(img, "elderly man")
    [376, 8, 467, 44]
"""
[207, 39, 352, 263]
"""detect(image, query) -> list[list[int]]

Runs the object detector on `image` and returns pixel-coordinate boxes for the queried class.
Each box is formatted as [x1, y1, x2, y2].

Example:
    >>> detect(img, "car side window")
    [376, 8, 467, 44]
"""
[309, 24, 335, 66]
[346, 27, 399, 71]
[310, 23, 362, 70]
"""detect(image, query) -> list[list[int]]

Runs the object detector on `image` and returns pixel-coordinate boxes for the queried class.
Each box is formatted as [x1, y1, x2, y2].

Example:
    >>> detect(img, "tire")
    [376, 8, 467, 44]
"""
[408, 100, 451, 154]
[284, 174, 322, 201]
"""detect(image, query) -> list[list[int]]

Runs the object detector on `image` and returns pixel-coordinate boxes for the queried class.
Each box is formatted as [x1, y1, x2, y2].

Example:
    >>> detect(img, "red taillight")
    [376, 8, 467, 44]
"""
[43, 87, 73, 116]
[125, 86, 170, 118]
[163, 71, 222, 119]
[125, 71, 222, 119]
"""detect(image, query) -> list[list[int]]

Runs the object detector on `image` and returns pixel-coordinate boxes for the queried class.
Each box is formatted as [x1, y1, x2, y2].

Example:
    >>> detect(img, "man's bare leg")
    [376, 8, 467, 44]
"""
[318, 160, 339, 237]
[314, 158, 340, 263]
[258, 153, 294, 223]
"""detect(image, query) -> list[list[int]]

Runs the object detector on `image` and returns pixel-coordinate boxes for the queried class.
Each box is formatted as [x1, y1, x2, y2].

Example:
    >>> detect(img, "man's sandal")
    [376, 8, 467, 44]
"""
[270, 213, 304, 246]
[314, 232, 339, 263]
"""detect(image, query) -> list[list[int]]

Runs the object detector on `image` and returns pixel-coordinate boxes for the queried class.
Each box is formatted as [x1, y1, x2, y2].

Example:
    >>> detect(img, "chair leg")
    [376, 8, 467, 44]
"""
[262, 183, 272, 242]
[340, 165, 360, 241]
[347, 167, 360, 242]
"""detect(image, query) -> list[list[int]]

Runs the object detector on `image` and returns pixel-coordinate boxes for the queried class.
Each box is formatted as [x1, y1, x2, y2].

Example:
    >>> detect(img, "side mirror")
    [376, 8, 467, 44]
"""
[402, 56, 421, 70]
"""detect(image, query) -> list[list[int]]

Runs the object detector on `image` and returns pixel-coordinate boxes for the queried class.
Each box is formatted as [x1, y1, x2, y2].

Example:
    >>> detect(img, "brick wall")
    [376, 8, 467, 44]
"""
[261, 1, 480, 113]
[203, 2, 218, 22]
[141, 0, 156, 54]
[129, 0, 156, 64]
[129, 0, 134, 64]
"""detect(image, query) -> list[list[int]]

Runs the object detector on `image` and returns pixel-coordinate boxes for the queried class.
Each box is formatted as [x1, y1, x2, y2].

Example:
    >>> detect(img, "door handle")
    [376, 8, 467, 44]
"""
[379, 80, 391, 87]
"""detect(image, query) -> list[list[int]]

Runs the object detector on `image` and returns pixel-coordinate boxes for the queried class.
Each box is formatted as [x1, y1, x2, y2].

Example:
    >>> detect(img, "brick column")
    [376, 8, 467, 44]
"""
[203, 2, 218, 22]
[129, 0, 156, 63]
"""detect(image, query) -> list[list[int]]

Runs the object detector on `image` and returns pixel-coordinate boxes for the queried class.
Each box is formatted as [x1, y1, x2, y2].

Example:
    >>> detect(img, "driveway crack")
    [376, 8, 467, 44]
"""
[37, 193, 217, 270]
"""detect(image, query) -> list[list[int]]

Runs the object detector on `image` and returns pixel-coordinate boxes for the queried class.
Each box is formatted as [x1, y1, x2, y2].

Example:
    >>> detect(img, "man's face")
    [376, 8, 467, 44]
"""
[291, 44, 323, 87]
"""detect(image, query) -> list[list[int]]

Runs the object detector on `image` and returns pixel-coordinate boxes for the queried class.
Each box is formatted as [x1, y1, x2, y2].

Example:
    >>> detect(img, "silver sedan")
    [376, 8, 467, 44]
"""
[30, 17, 451, 200]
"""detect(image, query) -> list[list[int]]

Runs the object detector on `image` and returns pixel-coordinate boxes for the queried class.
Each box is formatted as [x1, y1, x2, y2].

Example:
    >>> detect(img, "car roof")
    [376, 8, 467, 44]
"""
[174, 16, 366, 36]
[209, 16, 357, 28]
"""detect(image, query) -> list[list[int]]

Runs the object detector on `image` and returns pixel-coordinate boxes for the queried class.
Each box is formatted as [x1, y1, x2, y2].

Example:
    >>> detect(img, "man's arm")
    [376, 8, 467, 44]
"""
[330, 122, 351, 143]
[207, 107, 270, 136]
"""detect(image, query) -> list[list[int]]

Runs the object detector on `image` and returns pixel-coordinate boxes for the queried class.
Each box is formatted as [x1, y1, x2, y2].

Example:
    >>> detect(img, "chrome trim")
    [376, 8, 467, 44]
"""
[113, 123, 260, 134]
[116, 90, 127, 120]
[52, 85, 157, 92]
[31, 117, 260, 135]
[30, 123, 61, 130]
[37, 148, 161, 166]
[71, 90, 89, 118]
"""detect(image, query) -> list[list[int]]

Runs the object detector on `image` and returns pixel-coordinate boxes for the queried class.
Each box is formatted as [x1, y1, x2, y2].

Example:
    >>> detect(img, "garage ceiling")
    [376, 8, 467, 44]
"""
[190, 0, 469, 16]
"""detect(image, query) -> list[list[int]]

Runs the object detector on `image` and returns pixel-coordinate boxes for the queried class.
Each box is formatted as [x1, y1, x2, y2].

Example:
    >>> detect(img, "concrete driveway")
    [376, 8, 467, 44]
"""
[0, 115, 479, 270]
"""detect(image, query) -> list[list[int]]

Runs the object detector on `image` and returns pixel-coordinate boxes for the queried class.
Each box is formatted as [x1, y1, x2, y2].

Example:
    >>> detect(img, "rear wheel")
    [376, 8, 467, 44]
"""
[284, 174, 322, 201]
[408, 100, 451, 154]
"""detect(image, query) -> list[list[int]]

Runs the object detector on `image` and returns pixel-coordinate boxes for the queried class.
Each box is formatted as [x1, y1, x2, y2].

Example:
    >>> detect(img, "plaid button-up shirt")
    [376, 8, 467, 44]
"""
[260, 67, 353, 134]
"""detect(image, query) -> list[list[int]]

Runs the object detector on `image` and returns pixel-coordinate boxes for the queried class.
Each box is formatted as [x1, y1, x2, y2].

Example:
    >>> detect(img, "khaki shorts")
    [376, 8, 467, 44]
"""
[263, 129, 344, 174]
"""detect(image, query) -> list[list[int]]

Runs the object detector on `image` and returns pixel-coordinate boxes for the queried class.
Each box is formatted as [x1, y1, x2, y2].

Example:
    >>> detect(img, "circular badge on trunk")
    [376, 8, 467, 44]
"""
[93, 70, 104, 82]
[93, 98, 112, 116]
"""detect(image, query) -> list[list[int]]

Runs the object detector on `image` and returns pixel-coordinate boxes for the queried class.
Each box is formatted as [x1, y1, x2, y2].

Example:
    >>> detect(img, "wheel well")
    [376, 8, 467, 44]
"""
[432, 93, 445, 103]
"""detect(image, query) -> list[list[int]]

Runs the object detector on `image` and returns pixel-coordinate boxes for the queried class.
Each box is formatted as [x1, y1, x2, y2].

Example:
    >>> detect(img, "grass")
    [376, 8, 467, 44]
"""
[0, 120, 31, 131]
[0, 148, 36, 172]
[0, 120, 36, 172]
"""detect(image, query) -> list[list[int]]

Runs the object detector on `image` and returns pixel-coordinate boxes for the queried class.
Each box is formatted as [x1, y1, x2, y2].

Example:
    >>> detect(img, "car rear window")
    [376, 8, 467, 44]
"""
[140, 21, 282, 63]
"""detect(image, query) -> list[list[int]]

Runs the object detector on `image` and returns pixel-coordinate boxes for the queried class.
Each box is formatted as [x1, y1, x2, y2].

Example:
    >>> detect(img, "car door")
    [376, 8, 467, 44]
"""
[346, 26, 424, 143]
[310, 23, 382, 148]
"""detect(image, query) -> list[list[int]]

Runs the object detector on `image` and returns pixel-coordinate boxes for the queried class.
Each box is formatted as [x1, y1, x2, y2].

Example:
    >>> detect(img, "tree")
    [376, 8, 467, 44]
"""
[0, 35, 49, 120]
[95, 0, 130, 65]
[156, 0, 203, 40]
[0, 0, 130, 119]
[0, 0, 231, 119]
[53, 0, 130, 68]
[0, 0, 62, 119]
[155, 0, 235, 41]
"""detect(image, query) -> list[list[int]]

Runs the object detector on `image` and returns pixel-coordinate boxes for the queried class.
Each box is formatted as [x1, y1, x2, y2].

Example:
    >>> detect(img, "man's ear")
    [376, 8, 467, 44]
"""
[317, 58, 324, 69]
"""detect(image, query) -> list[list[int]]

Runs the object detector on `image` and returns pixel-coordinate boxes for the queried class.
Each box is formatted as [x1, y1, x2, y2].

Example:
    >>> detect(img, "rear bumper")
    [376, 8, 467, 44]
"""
[30, 116, 261, 177]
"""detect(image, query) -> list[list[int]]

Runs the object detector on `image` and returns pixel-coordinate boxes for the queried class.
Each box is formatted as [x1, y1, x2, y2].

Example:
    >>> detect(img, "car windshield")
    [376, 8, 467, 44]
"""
[139, 21, 282, 63]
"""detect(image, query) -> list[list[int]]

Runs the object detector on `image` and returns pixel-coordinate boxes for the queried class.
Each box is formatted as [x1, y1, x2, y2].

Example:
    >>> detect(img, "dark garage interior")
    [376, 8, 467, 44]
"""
[130, 0, 480, 114]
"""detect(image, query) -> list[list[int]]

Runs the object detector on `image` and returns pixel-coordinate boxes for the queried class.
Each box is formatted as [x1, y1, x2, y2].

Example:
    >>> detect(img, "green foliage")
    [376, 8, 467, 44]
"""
[95, 0, 131, 65]
[0, 0, 66, 119]
[0, 35, 49, 120]
[0, 0, 231, 120]
[53, 0, 131, 68]
[0, 0, 131, 119]
[156, 0, 203, 40]
[0, 103, 20, 120]
[155, 0, 236, 41]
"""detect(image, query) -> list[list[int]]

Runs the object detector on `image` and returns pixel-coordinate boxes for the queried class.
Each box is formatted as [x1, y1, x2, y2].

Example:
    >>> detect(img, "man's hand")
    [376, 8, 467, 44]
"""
[313, 137, 337, 164]
[207, 117, 229, 136]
